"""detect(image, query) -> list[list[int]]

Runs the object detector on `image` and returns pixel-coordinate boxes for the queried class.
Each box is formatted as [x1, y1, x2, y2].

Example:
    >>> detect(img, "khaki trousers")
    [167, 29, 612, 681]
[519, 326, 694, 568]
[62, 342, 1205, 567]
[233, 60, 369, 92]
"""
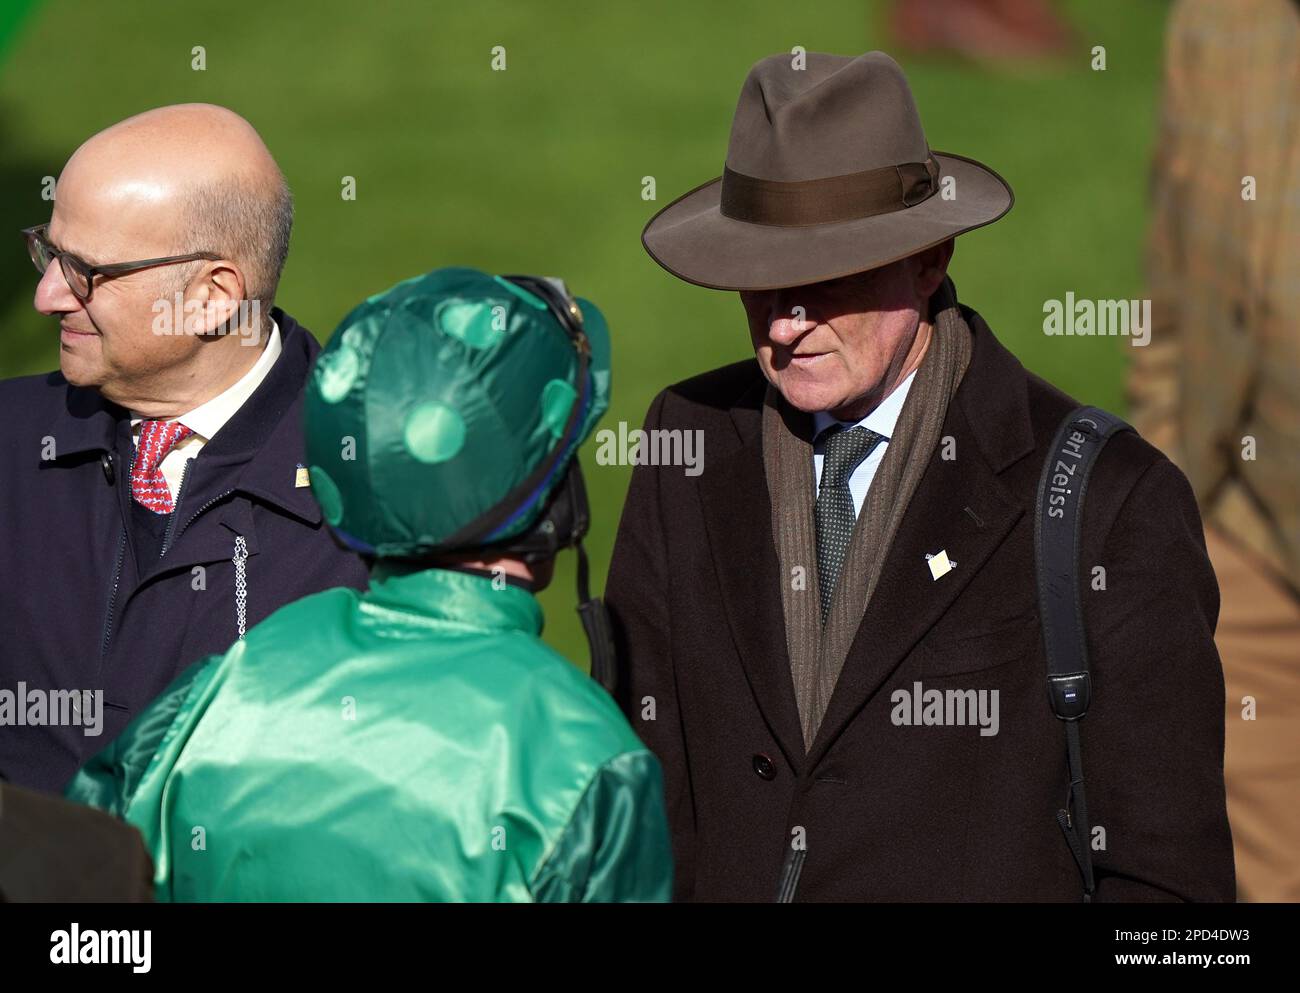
[1206, 525, 1300, 902]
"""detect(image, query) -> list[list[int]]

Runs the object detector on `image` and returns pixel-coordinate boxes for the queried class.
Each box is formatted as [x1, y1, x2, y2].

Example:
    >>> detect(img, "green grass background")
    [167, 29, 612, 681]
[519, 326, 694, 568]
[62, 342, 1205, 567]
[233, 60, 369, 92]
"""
[0, 0, 1167, 664]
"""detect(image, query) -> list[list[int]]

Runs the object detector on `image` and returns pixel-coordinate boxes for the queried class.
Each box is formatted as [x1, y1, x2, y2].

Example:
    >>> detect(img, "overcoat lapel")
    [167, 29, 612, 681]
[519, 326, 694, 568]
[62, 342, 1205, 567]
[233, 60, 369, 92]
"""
[697, 378, 807, 770]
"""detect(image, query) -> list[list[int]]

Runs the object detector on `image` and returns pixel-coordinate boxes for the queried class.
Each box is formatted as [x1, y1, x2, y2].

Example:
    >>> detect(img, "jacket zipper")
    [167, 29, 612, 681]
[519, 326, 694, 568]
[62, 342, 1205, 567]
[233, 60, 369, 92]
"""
[99, 529, 127, 660]
[99, 447, 137, 661]
[159, 458, 193, 558]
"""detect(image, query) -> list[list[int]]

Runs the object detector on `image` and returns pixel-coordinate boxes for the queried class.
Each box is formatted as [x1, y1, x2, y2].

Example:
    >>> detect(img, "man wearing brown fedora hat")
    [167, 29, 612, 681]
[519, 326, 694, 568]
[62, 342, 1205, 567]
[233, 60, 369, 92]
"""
[606, 51, 1234, 902]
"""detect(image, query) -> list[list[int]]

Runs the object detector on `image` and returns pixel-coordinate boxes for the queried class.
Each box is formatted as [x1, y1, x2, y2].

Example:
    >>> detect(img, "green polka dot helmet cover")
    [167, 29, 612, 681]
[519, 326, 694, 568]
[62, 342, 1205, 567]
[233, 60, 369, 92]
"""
[304, 267, 611, 557]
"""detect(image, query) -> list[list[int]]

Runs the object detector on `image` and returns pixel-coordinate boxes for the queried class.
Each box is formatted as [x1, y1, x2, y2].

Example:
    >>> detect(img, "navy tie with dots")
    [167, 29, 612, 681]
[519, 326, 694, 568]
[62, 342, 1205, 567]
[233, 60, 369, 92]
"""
[815, 425, 885, 624]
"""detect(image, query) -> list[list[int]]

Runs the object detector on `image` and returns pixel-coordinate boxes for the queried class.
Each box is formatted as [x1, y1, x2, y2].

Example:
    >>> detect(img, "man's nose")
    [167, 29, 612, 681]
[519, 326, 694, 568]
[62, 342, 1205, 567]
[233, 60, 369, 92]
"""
[33, 259, 79, 315]
[766, 292, 814, 345]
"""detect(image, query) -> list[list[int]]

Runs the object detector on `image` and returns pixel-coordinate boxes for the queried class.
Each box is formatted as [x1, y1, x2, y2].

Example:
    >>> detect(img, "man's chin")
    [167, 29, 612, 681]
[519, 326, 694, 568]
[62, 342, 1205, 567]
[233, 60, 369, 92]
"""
[771, 375, 848, 416]
[58, 353, 104, 389]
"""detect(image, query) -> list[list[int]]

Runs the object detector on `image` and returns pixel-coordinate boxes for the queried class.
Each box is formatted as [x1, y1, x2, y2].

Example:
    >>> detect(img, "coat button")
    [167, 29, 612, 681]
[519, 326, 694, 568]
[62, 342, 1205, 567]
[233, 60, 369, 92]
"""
[752, 753, 776, 780]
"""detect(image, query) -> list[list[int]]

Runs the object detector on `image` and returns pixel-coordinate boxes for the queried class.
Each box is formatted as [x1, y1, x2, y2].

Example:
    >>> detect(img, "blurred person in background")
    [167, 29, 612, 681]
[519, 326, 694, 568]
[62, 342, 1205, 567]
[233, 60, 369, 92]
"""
[889, 0, 1074, 63]
[0, 782, 152, 901]
[1128, 0, 1300, 902]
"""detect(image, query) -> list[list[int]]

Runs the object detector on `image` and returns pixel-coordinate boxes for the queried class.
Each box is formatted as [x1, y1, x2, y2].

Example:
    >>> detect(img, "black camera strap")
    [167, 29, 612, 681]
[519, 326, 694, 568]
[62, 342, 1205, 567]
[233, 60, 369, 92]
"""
[1034, 405, 1131, 903]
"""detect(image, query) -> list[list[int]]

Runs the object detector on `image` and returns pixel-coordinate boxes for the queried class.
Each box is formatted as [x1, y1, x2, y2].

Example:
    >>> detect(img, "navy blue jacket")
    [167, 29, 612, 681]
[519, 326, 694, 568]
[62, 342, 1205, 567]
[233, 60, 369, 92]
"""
[0, 309, 369, 792]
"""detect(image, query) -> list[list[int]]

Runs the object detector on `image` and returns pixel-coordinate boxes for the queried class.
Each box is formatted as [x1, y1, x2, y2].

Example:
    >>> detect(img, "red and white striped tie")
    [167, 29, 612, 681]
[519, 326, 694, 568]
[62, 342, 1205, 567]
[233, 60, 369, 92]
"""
[131, 419, 193, 513]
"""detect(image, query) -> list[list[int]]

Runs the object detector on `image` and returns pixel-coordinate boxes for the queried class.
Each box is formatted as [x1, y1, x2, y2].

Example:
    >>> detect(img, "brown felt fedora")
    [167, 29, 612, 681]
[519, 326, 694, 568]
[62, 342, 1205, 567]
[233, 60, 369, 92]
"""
[641, 51, 1013, 291]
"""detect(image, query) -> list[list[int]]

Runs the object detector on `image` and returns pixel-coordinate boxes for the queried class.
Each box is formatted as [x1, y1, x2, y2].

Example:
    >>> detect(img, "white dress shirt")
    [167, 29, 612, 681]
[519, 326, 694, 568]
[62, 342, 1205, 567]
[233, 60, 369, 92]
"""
[129, 321, 282, 500]
[812, 369, 916, 517]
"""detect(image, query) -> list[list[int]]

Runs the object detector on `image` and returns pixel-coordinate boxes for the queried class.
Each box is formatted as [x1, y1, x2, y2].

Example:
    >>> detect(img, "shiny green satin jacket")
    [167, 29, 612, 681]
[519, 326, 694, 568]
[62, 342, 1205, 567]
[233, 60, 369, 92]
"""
[65, 566, 673, 902]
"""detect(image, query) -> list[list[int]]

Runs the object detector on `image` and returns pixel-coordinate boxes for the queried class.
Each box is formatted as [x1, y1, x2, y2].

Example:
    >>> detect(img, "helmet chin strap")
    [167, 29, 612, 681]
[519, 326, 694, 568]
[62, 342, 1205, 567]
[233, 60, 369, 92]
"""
[574, 537, 618, 695]
[487, 460, 618, 695]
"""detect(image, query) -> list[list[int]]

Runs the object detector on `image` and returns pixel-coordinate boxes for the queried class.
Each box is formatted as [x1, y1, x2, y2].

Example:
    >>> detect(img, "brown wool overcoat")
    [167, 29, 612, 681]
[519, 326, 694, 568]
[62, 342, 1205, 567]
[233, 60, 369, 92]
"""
[605, 302, 1236, 902]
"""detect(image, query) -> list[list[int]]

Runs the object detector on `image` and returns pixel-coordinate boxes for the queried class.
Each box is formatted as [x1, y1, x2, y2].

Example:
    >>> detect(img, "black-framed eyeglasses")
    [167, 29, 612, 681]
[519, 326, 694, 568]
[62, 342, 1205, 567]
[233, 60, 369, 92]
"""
[21, 223, 221, 303]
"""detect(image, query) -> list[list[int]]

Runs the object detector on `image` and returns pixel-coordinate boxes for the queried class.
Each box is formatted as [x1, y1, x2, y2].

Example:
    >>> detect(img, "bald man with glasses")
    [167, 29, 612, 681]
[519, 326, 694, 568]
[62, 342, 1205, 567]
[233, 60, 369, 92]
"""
[0, 104, 368, 793]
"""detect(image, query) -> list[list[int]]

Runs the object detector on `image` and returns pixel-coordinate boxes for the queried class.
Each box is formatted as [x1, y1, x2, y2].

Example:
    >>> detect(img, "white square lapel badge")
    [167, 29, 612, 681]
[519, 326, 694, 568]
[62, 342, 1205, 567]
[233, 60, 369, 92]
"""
[926, 549, 956, 581]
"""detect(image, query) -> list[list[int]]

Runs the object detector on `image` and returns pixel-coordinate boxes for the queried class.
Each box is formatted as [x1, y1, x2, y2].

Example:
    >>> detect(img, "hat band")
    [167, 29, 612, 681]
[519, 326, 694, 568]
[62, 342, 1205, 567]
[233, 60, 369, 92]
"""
[720, 155, 940, 227]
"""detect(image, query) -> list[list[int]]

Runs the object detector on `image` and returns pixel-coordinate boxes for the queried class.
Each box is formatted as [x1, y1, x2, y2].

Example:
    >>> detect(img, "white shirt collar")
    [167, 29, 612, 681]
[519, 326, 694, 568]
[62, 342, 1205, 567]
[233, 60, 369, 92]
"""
[811, 368, 917, 444]
[130, 320, 282, 440]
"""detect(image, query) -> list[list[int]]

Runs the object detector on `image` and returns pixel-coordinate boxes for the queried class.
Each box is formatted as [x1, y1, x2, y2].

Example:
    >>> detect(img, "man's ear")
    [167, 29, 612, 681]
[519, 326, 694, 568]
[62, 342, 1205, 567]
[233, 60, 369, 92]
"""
[186, 259, 247, 336]
[914, 239, 955, 298]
